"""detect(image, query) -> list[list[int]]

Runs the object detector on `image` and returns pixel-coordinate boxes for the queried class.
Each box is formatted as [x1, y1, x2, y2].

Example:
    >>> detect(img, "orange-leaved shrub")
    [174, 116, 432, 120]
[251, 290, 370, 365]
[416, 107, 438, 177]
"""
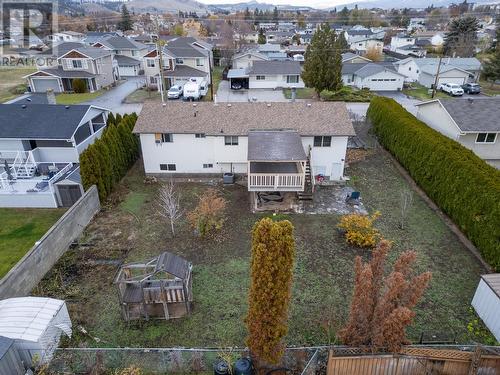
[187, 188, 227, 237]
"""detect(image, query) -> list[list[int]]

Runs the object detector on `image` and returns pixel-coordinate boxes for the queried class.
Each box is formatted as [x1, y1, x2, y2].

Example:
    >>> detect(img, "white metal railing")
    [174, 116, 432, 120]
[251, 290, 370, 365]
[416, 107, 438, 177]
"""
[248, 173, 304, 191]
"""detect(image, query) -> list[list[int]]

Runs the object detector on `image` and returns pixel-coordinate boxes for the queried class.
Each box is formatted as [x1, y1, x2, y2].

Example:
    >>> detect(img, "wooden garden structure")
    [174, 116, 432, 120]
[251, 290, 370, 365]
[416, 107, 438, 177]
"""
[114, 251, 193, 321]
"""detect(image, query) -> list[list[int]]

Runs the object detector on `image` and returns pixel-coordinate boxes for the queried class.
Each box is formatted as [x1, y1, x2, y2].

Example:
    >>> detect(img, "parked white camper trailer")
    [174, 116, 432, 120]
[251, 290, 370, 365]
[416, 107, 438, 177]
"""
[0, 297, 72, 366]
[183, 78, 208, 101]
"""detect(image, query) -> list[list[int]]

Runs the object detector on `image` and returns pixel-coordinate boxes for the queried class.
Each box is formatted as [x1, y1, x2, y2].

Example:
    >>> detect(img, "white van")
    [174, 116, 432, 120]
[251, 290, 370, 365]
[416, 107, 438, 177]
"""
[183, 78, 208, 101]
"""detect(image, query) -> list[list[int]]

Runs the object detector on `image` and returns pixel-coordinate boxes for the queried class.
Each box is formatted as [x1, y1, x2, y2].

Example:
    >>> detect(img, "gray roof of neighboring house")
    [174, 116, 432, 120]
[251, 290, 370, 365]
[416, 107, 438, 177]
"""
[34, 66, 96, 78]
[42, 42, 85, 57]
[347, 29, 374, 36]
[415, 57, 481, 72]
[439, 98, 500, 132]
[72, 46, 113, 59]
[55, 164, 81, 184]
[164, 45, 207, 58]
[0, 336, 14, 359]
[232, 50, 268, 61]
[96, 36, 148, 50]
[83, 32, 119, 44]
[0, 104, 93, 139]
[164, 65, 207, 78]
[115, 55, 141, 66]
[134, 102, 355, 137]
[482, 274, 500, 299]
[248, 130, 307, 161]
[258, 44, 282, 52]
[227, 68, 249, 79]
[5, 93, 49, 104]
[419, 64, 469, 76]
[248, 60, 301, 75]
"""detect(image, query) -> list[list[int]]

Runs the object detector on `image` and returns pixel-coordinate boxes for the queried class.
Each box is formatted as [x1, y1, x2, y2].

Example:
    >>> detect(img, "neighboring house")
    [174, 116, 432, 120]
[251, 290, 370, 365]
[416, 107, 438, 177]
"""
[92, 36, 149, 77]
[0, 103, 109, 207]
[390, 34, 416, 51]
[472, 274, 500, 342]
[348, 36, 383, 55]
[133, 102, 355, 191]
[393, 44, 427, 58]
[26, 46, 116, 93]
[342, 63, 405, 91]
[394, 57, 481, 84]
[342, 52, 372, 64]
[286, 44, 307, 57]
[47, 31, 85, 44]
[232, 50, 269, 69]
[143, 37, 212, 90]
[265, 31, 295, 44]
[416, 98, 500, 168]
[83, 31, 120, 45]
[258, 43, 282, 57]
[248, 61, 304, 89]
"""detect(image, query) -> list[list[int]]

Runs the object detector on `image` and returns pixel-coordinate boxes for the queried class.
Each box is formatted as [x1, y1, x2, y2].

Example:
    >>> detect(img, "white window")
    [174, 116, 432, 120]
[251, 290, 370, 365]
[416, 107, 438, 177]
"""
[155, 133, 172, 143]
[203, 163, 213, 168]
[256, 75, 265, 80]
[224, 136, 238, 145]
[196, 58, 204, 66]
[476, 133, 497, 143]
[72, 59, 83, 69]
[314, 136, 332, 147]
[160, 164, 176, 171]
[147, 59, 155, 68]
[195, 133, 206, 138]
[132, 50, 139, 56]
[176, 58, 184, 64]
[286, 75, 299, 84]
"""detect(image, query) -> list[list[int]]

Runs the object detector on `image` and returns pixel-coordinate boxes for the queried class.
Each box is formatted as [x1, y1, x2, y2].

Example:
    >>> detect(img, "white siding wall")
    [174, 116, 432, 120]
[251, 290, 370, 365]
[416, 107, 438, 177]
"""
[0, 140, 25, 151]
[233, 55, 265, 69]
[249, 74, 305, 89]
[302, 136, 348, 180]
[396, 60, 420, 81]
[416, 102, 461, 139]
[458, 133, 500, 163]
[472, 279, 500, 341]
[140, 133, 348, 179]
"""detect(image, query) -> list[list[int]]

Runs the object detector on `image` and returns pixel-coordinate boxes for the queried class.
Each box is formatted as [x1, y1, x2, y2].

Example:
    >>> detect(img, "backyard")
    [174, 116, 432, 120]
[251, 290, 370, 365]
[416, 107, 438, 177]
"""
[0, 67, 35, 103]
[0, 208, 65, 278]
[33, 135, 487, 348]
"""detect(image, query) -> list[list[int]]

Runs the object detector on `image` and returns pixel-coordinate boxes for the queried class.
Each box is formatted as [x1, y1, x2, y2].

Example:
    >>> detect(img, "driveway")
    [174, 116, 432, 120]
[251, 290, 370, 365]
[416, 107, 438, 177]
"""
[83, 76, 145, 114]
[374, 91, 420, 115]
[216, 80, 287, 102]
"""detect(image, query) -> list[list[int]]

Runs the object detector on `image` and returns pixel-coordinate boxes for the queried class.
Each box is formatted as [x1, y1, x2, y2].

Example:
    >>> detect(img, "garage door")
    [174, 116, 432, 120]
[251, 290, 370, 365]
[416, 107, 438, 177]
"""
[119, 66, 137, 77]
[366, 79, 402, 91]
[32, 78, 61, 93]
[438, 77, 466, 86]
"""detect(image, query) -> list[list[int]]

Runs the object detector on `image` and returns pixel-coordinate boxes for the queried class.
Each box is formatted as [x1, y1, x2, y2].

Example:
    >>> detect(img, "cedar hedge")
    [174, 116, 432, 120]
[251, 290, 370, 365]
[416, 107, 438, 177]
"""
[367, 97, 500, 271]
[79, 112, 139, 202]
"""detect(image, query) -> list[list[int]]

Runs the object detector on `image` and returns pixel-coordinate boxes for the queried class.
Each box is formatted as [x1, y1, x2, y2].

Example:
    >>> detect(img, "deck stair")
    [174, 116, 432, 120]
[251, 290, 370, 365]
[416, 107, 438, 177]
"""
[298, 149, 313, 201]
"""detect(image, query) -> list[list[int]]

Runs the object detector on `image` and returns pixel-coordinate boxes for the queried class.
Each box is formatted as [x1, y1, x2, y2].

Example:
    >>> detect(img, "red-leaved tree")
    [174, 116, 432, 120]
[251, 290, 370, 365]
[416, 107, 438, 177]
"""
[339, 240, 432, 352]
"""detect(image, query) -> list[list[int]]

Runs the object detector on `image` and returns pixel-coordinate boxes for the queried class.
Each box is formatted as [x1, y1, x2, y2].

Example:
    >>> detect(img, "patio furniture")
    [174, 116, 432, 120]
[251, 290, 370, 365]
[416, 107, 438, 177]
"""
[346, 191, 361, 203]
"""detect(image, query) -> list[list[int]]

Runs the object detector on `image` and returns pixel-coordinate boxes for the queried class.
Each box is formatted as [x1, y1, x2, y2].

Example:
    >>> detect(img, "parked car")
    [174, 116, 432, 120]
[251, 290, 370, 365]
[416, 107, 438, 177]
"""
[231, 81, 243, 90]
[440, 83, 464, 96]
[167, 85, 183, 99]
[462, 83, 481, 94]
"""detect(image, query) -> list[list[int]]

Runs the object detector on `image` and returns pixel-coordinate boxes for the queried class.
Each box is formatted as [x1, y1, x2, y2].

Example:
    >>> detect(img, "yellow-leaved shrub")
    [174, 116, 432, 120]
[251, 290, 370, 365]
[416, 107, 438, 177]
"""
[338, 211, 381, 248]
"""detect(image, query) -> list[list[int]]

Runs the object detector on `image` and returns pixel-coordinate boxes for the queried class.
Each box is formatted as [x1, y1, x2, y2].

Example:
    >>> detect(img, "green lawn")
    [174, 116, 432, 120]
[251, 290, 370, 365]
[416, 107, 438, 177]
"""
[0, 208, 65, 278]
[283, 87, 317, 100]
[403, 83, 449, 100]
[56, 90, 104, 105]
[203, 66, 223, 102]
[34, 139, 488, 347]
[0, 67, 35, 103]
[124, 88, 161, 104]
[479, 80, 500, 96]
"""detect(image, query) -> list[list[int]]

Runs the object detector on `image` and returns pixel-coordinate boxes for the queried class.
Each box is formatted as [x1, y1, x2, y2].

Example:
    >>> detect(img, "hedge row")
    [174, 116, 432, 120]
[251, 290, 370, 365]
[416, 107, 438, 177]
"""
[80, 112, 139, 201]
[367, 97, 500, 271]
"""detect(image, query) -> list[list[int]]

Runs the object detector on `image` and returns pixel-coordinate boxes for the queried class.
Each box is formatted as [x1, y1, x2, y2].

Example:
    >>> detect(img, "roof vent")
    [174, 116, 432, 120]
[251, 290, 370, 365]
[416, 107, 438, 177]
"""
[65, 105, 70, 109]
[220, 128, 224, 133]
[267, 103, 271, 107]
[193, 103, 197, 107]
[162, 103, 166, 107]
[227, 104, 231, 107]
[307, 103, 312, 107]
[21, 104, 26, 109]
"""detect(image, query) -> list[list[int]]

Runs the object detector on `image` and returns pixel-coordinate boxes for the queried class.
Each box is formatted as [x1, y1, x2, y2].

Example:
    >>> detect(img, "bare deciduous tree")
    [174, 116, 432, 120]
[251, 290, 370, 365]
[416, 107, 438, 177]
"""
[399, 189, 413, 230]
[158, 180, 182, 237]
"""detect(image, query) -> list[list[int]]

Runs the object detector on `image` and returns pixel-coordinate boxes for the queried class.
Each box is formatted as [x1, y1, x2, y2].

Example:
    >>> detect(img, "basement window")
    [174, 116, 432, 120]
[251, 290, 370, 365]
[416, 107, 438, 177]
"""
[195, 133, 206, 138]
[203, 164, 213, 168]
[160, 164, 176, 171]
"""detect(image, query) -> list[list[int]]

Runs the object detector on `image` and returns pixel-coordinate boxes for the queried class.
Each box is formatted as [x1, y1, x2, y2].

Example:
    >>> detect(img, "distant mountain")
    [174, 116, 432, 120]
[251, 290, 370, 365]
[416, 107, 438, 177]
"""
[126, 0, 209, 13]
[208, 0, 314, 12]
[329, 0, 499, 9]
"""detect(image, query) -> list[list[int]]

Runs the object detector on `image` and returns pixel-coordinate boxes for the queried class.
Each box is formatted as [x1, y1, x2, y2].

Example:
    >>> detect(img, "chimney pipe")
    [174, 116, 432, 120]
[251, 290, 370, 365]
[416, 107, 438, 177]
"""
[46, 89, 56, 105]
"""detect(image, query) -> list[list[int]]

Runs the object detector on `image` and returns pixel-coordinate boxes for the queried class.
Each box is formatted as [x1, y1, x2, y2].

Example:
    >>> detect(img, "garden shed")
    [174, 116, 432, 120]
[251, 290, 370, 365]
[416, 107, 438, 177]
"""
[114, 251, 193, 321]
[0, 336, 24, 375]
[471, 274, 500, 341]
[0, 297, 72, 366]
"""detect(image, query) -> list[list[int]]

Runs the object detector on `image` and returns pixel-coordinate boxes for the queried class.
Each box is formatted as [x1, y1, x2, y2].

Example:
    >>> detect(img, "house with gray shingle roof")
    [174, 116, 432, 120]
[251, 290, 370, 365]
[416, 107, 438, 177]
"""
[416, 98, 500, 168]
[246, 60, 304, 89]
[142, 37, 213, 90]
[133, 102, 355, 194]
[341, 62, 405, 91]
[26, 46, 117, 93]
[92, 36, 148, 77]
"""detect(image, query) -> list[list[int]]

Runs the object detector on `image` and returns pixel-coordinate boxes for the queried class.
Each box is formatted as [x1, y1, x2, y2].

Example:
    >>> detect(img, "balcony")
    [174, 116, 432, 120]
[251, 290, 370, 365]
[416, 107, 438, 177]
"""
[248, 161, 305, 192]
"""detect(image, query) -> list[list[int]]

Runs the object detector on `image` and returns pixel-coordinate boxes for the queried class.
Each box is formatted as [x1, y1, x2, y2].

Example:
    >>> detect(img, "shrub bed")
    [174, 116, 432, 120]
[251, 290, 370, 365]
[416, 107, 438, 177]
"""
[320, 86, 373, 102]
[367, 97, 500, 270]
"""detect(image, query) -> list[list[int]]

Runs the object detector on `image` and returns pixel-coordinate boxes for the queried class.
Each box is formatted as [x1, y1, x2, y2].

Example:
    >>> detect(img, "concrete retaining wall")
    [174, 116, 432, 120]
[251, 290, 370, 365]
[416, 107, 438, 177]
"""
[0, 186, 100, 299]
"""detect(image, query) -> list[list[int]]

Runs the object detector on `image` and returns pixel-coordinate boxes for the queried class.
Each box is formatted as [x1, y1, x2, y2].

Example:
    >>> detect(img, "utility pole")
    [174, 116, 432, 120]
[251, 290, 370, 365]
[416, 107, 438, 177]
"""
[154, 12, 166, 103]
[208, 48, 214, 101]
[431, 54, 443, 99]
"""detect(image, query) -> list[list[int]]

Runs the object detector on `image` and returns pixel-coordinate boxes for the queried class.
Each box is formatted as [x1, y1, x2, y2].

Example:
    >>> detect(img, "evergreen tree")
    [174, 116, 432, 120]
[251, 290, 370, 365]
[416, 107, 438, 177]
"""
[106, 112, 116, 127]
[482, 48, 500, 87]
[443, 16, 479, 57]
[302, 23, 343, 95]
[246, 218, 295, 365]
[338, 6, 349, 25]
[257, 28, 266, 44]
[244, 7, 251, 21]
[336, 31, 349, 53]
[118, 4, 133, 31]
[272, 6, 279, 21]
[93, 139, 112, 200]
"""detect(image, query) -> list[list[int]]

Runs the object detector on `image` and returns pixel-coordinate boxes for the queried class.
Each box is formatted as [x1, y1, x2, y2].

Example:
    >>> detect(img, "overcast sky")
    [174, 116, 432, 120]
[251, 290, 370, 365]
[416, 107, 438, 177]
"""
[196, 0, 357, 9]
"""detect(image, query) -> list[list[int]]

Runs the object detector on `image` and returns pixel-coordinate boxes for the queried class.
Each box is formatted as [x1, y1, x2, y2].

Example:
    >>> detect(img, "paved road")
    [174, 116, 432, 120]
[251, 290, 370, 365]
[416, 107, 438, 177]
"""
[83, 76, 145, 114]
[216, 80, 287, 102]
